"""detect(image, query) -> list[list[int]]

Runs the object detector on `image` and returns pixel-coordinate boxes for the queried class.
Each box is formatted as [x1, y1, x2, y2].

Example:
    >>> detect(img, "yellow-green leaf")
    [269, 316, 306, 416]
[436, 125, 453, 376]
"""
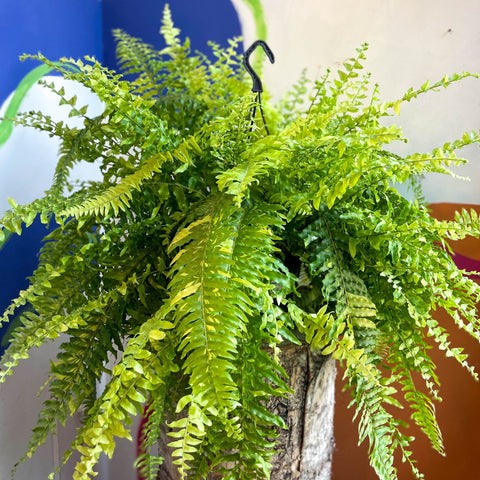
[149, 329, 166, 341]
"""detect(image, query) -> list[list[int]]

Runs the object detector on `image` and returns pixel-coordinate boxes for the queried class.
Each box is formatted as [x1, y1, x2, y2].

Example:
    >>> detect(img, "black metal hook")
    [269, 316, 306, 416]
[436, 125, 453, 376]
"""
[243, 40, 275, 93]
[243, 40, 274, 136]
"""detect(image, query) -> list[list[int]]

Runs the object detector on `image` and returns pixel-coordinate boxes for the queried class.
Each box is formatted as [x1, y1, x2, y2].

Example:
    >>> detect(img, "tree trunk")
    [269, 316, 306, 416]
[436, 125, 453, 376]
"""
[157, 346, 337, 479]
[268, 346, 336, 480]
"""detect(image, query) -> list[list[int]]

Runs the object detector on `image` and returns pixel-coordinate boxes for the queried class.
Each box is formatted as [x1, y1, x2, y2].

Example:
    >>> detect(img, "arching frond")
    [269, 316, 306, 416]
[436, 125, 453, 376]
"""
[61, 135, 201, 218]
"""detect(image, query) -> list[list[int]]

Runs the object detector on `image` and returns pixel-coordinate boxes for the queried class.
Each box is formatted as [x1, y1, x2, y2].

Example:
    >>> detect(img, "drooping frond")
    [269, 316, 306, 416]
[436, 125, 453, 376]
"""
[163, 197, 290, 479]
[167, 194, 247, 408]
[348, 373, 421, 480]
[155, 193, 288, 477]
[134, 394, 168, 480]
[70, 313, 177, 480]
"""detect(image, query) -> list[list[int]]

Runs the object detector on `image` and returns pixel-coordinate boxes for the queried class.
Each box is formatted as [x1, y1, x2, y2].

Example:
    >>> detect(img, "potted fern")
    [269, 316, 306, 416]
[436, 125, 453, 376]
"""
[2, 6, 480, 480]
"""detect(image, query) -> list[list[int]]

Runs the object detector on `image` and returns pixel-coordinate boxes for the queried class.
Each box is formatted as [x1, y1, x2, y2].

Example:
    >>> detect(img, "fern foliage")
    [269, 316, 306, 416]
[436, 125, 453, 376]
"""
[2, 6, 480, 480]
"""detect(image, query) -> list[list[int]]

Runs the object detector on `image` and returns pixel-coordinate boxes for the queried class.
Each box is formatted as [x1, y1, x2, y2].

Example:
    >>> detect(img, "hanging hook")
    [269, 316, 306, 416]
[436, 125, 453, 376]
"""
[243, 40, 275, 93]
[243, 40, 275, 136]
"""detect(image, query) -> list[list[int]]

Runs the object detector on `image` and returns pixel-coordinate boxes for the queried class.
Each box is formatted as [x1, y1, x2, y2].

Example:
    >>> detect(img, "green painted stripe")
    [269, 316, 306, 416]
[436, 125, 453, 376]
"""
[0, 64, 54, 147]
[242, 0, 267, 41]
[0, 230, 12, 251]
[0, 61, 81, 148]
[241, 0, 268, 73]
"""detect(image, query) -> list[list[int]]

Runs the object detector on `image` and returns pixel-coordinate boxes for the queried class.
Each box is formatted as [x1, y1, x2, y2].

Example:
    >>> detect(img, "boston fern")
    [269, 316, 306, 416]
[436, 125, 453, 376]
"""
[2, 6, 480, 480]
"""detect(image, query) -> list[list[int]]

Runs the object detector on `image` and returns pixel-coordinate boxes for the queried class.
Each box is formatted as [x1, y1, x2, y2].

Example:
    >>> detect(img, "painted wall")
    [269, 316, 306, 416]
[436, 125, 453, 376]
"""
[0, 2, 240, 480]
[1, 1, 480, 479]
[0, 3, 103, 479]
[232, 1, 480, 478]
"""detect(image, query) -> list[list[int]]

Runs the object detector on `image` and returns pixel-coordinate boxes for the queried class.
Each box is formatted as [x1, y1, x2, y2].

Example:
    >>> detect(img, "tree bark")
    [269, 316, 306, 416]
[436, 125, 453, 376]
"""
[268, 346, 336, 480]
[157, 346, 336, 480]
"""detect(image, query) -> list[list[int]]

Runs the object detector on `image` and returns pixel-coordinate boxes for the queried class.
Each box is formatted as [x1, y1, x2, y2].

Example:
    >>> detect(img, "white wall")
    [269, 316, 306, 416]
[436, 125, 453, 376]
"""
[0, 339, 80, 480]
[232, 0, 480, 204]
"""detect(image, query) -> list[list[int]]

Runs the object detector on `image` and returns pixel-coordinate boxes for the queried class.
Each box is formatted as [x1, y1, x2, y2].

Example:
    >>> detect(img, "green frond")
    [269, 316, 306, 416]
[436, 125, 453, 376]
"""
[166, 195, 249, 403]
[151, 194, 288, 477]
[288, 303, 334, 351]
[12, 317, 107, 466]
[71, 316, 176, 480]
[61, 136, 200, 218]
[3, 7, 480, 480]
[160, 4, 182, 51]
[216, 132, 287, 205]
[206, 312, 290, 480]
[0, 260, 65, 328]
[377, 72, 480, 116]
[349, 374, 413, 480]
[114, 29, 163, 92]
[134, 392, 168, 480]
[399, 369, 444, 455]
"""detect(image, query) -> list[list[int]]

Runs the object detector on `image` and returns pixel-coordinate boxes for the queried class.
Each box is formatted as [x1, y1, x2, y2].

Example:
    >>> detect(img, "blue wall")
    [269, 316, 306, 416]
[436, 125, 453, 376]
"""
[0, 1, 241, 354]
[102, 0, 241, 69]
[0, 0, 103, 102]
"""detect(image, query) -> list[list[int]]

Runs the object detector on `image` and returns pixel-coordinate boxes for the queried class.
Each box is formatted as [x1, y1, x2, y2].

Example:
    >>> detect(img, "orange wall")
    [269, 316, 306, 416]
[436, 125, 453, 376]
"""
[333, 308, 480, 479]
[333, 204, 480, 479]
